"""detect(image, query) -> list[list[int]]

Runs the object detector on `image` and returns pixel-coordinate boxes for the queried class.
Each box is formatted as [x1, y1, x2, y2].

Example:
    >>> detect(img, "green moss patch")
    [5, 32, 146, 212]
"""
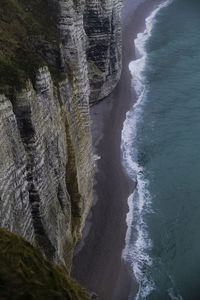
[0, 228, 91, 299]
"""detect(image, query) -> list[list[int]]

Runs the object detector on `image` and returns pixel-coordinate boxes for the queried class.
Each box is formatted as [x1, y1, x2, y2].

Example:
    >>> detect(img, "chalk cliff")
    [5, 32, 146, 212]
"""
[0, 0, 122, 271]
[84, 0, 122, 103]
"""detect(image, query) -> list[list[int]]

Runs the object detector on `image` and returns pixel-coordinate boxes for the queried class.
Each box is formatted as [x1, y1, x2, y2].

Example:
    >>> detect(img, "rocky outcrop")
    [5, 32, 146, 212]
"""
[0, 0, 121, 270]
[84, 0, 122, 103]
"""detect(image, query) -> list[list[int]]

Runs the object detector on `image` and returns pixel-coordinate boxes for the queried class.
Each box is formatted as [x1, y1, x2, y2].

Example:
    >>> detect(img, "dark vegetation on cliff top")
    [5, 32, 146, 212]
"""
[0, 0, 63, 97]
[0, 228, 91, 299]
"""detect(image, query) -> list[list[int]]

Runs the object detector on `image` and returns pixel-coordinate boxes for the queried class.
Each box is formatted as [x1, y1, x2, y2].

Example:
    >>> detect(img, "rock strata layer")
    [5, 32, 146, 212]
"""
[0, 0, 122, 269]
[84, 0, 122, 103]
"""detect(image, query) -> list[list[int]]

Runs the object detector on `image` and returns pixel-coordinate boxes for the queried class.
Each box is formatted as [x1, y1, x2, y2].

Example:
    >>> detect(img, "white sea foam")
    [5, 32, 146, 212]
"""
[121, 1, 173, 299]
[167, 276, 184, 300]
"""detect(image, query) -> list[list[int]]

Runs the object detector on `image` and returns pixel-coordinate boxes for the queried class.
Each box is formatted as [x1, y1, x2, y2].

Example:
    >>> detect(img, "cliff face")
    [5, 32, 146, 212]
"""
[84, 0, 122, 103]
[0, 0, 122, 269]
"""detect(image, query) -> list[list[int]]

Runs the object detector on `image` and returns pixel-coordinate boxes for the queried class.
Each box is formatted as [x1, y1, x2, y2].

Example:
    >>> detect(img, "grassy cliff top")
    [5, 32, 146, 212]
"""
[0, 0, 61, 97]
[0, 228, 91, 299]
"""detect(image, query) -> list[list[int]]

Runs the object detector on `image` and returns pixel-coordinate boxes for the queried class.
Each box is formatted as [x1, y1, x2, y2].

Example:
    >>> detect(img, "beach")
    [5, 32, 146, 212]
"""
[72, 0, 162, 299]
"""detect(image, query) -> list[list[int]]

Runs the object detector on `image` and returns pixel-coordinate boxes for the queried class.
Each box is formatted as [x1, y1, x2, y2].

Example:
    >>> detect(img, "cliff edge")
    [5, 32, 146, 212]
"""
[0, 227, 91, 299]
[0, 0, 122, 271]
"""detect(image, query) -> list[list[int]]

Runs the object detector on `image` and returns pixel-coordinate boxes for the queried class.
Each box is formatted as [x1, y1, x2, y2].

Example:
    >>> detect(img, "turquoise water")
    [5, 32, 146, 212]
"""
[122, 1, 200, 299]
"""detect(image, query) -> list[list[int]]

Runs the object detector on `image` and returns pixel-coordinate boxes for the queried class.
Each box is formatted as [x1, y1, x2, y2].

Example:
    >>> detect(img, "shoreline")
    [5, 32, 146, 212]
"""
[72, 0, 162, 299]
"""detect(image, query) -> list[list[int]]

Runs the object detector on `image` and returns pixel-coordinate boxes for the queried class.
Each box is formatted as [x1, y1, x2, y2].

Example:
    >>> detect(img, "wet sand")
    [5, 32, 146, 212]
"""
[72, 0, 162, 299]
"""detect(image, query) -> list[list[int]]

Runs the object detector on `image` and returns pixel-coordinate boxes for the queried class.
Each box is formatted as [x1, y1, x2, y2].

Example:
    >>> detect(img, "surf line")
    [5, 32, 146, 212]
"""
[121, 1, 173, 299]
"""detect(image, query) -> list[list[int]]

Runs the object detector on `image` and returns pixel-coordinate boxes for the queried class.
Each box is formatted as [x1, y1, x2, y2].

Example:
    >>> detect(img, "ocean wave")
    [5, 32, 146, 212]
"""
[121, 0, 173, 299]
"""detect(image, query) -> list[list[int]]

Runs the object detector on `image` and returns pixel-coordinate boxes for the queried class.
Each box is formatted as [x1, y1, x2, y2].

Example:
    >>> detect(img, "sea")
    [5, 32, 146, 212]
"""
[121, 0, 200, 299]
